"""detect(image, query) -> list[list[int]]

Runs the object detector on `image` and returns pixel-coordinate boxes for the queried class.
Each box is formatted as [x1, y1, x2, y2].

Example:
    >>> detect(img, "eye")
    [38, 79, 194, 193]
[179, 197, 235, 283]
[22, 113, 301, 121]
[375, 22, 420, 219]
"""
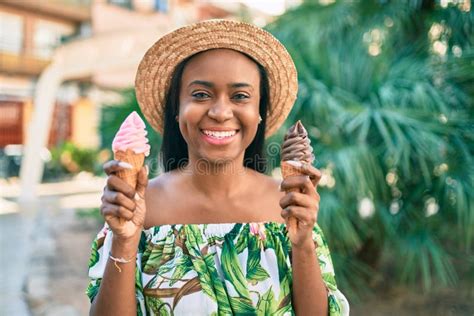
[192, 92, 211, 99]
[233, 93, 250, 100]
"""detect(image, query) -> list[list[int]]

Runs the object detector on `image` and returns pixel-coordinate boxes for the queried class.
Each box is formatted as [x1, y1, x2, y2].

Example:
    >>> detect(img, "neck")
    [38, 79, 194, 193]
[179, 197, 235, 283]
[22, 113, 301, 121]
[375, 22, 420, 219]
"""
[182, 156, 251, 199]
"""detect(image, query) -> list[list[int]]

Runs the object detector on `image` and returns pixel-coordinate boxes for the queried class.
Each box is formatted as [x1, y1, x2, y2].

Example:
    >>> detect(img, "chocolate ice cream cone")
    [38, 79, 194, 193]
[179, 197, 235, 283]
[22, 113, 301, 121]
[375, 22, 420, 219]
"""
[114, 149, 145, 189]
[281, 160, 304, 239]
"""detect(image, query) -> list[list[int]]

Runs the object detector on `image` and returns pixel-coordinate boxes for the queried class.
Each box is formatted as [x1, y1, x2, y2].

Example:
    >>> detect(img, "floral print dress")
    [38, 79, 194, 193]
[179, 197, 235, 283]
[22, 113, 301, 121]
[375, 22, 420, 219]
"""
[87, 222, 349, 315]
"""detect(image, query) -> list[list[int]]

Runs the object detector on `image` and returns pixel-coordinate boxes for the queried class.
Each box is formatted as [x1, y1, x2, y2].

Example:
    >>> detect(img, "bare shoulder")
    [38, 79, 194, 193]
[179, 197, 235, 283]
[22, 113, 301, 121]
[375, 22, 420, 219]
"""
[252, 170, 284, 197]
[146, 170, 174, 192]
[146, 170, 175, 199]
[144, 170, 182, 228]
[249, 171, 285, 222]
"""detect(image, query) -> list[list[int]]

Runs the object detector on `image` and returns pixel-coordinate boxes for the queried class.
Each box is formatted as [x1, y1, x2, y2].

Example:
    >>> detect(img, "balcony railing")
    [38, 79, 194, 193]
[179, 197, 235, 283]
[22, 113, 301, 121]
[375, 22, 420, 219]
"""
[1, 0, 91, 22]
[0, 52, 50, 76]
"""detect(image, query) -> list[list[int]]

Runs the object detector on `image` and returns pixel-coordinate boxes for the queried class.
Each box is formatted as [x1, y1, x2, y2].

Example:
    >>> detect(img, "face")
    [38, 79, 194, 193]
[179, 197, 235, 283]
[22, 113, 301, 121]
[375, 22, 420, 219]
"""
[178, 48, 261, 165]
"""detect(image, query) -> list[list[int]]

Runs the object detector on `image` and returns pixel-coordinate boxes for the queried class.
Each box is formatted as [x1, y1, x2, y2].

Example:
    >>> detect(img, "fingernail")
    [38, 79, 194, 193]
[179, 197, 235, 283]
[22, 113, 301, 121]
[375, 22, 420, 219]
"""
[134, 193, 141, 201]
[118, 161, 133, 169]
[278, 183, 282, 191]
[145, 165, 149, 175]
[285, 160, 303, 168]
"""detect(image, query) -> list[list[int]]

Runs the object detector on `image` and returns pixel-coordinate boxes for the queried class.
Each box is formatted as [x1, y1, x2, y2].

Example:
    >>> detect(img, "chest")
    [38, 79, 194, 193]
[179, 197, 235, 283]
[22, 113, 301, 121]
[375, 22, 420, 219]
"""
[145, 184, 284, 226]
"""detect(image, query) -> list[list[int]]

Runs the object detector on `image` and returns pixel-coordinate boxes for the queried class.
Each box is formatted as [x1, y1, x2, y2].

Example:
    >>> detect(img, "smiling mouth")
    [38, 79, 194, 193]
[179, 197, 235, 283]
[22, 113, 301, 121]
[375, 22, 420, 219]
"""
[200, 129, 239, 139]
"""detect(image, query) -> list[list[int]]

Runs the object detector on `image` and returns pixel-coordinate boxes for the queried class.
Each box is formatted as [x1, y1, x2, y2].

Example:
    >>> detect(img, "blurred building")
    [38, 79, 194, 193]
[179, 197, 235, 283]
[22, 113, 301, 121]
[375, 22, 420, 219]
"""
[0, 0, 91, 151]
[0, 0, 291, 186]
[0, 0, 277, 145]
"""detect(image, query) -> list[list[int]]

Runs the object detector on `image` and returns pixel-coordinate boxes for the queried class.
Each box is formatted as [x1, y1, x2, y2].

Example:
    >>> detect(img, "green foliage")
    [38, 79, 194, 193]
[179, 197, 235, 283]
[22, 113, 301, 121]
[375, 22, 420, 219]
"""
[44, 141, 103, 180]
[246, 237, 270, 282]
[87, 237, 100, 268]
[99, 89, 162, 176]
[76, 207, 102, 224]
[256, 287, 277, 315]
[266, 0, 473, 298]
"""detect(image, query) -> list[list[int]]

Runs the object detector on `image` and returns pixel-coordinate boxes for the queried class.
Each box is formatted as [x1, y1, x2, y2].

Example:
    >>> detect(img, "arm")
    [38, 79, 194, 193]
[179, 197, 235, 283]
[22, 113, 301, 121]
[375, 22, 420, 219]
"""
[280, 162, 328, 315]
[89, 161, 148, 315]
[291, 240, 328, 315]
[90, 234, 140, 315]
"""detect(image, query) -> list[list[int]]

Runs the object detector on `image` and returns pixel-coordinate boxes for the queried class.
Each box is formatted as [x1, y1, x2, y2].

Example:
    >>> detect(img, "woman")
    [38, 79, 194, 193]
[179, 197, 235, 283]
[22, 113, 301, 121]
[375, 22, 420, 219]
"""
[87, 20, 349, 315]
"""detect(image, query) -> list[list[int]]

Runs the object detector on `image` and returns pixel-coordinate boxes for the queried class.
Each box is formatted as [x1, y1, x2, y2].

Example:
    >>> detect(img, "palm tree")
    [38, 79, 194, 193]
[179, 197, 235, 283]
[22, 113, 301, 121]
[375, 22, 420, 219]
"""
[266, 0, 473, 299]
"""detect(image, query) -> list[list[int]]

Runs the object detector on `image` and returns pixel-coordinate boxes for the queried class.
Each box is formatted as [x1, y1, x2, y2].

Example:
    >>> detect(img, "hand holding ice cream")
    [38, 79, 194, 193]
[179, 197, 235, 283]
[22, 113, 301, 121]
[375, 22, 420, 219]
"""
[100, 111, 150, 239]
[280, 120, 321, 245]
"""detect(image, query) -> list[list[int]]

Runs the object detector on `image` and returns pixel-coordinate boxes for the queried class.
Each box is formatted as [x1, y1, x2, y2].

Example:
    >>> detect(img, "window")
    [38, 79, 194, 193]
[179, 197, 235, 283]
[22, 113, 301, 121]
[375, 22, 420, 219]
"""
[155, 0, 168, 12]
[108, 0, 132, 9]
[131, 0, 168, 13]
[33, 19, 75, 59]
[0, 12, 24, 54]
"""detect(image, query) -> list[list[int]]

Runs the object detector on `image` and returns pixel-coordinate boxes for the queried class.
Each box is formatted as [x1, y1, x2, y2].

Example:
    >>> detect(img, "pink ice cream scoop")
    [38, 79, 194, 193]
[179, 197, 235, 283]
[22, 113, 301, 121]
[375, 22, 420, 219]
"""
[112, 111, 150, 156]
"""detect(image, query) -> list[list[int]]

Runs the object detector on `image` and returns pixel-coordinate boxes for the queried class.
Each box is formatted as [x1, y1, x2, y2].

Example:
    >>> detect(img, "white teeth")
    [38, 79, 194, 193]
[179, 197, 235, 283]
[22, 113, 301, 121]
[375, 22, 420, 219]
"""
[203, 130, 237, 138]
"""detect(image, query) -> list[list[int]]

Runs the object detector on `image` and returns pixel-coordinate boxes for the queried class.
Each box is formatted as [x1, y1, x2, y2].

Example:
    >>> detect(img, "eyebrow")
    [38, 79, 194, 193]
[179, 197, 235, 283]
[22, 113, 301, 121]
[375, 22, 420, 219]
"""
[188, 80, 254, 90]
[188, 80, 214, 88]
[230, 82, 253, 90]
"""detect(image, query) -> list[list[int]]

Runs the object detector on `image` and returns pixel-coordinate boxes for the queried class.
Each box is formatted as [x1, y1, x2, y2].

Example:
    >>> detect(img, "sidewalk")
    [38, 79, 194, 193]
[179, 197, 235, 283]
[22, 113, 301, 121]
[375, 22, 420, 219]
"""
[0, 204, 35, 315]
[0, 173, 105, 201]
[0, 175, 105, 316]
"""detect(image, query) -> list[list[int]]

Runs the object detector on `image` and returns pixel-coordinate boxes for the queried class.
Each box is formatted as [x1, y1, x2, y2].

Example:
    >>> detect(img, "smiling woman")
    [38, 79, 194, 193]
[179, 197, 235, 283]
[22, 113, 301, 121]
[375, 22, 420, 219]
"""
[86, 20, 349, 316]
[172, 49, 268, 171]
[162, 48, 268, 172]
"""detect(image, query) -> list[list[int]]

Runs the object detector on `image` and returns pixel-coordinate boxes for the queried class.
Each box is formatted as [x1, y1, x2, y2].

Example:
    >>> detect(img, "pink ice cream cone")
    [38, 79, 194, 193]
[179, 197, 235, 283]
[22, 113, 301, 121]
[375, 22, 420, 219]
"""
[112, 111, 150, 189]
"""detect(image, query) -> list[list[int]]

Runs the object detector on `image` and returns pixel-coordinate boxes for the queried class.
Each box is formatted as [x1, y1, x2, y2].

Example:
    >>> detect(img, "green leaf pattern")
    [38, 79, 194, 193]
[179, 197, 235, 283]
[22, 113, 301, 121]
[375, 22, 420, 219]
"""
[86, 222, 349, 315]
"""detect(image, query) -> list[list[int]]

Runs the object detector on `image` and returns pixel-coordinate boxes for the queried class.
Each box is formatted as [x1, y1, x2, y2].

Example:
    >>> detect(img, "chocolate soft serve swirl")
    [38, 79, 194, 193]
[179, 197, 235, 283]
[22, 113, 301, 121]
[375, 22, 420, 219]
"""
[281, 120, 314, 164]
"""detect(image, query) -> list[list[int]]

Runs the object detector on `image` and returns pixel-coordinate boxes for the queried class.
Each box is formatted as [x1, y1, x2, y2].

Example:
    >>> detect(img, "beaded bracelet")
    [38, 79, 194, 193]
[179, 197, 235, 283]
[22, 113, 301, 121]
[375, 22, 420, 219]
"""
[109, 251, 135, 273]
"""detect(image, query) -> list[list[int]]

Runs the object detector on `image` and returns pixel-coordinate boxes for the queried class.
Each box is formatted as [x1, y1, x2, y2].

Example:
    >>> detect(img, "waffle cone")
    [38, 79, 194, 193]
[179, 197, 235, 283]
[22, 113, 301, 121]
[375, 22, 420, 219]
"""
[114, 150, 145, 189]
[281, 160, 305, 239]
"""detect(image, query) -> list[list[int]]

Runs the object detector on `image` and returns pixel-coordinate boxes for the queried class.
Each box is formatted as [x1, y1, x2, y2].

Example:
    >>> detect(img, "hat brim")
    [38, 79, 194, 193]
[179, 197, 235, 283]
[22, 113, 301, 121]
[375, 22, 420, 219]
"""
[135, 19, 298, 138]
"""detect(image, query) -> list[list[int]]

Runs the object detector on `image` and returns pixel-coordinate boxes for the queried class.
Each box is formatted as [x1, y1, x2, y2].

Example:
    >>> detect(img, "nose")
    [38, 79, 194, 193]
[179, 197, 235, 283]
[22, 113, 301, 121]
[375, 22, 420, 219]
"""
[207, 96, 233, 122]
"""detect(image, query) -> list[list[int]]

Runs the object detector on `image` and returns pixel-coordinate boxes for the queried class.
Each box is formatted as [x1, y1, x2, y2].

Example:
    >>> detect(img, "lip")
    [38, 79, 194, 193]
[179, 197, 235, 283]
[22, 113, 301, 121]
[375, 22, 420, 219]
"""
[201, 127, 240, 131]
[200, 129, 239, 146]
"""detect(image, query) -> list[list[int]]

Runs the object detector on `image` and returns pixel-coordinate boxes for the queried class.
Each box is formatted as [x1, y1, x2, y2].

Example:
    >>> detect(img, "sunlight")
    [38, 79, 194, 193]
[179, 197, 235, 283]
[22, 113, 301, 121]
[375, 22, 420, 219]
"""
[433, 41, 448, 56]
[429, 23, 444, 40]
[385, 171, 398, 186]
[425, 197, 439, 217]
[434, 163, 449, 176]
[389, 200, 400, 215]
[241, 0, 287, 15]
[439, 114, 448, 124]
[452, 45, 462, 57]
[319, 168, 336, 188]
[358, 198, 375, 219]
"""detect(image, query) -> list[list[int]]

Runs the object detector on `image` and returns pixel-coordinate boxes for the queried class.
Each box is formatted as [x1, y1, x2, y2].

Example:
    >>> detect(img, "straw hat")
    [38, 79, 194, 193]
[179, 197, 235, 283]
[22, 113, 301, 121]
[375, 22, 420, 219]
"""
[135, 19, 298, 138]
